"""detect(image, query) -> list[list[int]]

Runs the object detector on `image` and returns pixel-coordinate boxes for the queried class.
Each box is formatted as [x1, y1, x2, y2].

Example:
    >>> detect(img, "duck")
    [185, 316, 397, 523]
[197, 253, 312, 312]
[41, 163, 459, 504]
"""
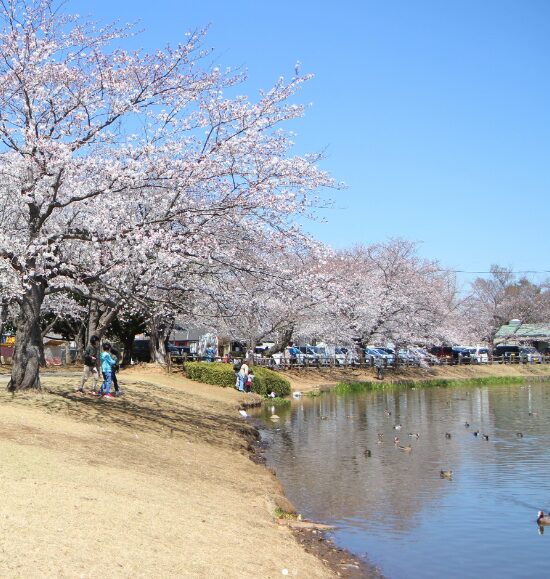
[473, 430, 480, 437]
[384, 409, 392, 416]
[364, 449, 372, 457]
[393, 436, 400, 445]
[445, 432, 452, 439]
[482, 434, 489, 441]
[393, 424, 402, 430]
[516, 432, 524, 438]
[408, 432, 420, 439]
[377, 433, 384, 444]
[537, 511, 550, 525]
[529, 411, 538, 417]
[440, 469, 453, 479]
[464, 421, 470, 428]
[397, 444, 412, 452]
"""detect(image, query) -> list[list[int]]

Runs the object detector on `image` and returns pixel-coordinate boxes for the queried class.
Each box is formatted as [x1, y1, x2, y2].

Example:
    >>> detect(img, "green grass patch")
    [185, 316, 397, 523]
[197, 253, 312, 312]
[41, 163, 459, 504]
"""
[334, 374, 550, 394]
[274, 506, 298, 520]
[184, 362, 291, 397]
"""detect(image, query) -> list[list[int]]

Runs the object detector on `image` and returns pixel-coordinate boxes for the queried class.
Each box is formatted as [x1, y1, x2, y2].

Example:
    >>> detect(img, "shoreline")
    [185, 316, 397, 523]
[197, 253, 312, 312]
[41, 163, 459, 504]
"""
[0, 366, 379, 577]
[2, 364, 548, 577]
[279, 363, 550, 393]
[248, 416, 383, 578]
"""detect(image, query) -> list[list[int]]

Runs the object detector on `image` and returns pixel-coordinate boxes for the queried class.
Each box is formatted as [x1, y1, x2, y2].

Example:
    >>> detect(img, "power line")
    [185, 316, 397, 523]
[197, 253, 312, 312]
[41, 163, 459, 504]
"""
[444, 270, 550, 275]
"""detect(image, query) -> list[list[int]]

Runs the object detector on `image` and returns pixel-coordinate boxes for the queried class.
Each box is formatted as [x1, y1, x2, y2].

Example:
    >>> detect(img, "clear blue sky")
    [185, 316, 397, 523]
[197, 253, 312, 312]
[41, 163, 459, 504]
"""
[71, 0, 550, 288]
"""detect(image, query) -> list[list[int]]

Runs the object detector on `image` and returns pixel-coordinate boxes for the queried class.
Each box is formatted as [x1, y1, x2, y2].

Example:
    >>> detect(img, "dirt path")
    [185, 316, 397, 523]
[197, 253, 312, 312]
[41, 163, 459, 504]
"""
[0, 368, 334, 578]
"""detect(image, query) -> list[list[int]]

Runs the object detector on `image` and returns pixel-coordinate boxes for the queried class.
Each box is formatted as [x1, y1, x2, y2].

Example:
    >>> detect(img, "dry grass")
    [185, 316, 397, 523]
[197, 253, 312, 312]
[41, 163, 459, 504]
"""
[0, 369, 332, 579]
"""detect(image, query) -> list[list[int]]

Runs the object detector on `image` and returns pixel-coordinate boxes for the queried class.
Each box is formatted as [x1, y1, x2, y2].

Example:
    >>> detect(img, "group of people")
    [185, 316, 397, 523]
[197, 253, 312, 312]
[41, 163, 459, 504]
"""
[78, 335, 122, 399]
[234, 359, 254, 393]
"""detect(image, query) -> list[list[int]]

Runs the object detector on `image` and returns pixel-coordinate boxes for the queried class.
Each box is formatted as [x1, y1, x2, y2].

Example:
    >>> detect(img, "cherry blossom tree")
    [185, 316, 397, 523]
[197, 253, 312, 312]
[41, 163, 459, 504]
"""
[327, 239, 466, 350]
[0, 0, 333, 390]
[464, 265, 550, 344]
[207, 237, 338, 358]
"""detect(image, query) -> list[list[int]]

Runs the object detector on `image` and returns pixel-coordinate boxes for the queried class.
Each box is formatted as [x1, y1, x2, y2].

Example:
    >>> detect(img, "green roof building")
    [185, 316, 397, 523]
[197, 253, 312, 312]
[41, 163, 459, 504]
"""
[494, 320, 550, 352]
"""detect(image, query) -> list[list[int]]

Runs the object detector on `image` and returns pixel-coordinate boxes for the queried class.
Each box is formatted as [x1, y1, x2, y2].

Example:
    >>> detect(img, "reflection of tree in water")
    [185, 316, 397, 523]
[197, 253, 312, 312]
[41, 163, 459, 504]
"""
[263, 387, 506, 529]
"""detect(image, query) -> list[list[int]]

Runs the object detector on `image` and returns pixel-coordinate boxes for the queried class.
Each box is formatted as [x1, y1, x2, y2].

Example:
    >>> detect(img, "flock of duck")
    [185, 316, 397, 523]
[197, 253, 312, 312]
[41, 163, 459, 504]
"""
[360, 406, 548, 528]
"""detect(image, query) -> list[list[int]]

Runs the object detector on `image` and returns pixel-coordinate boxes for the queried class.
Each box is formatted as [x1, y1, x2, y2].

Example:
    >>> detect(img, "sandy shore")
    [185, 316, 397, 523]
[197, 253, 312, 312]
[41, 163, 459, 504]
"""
[0, 367, 339, 578]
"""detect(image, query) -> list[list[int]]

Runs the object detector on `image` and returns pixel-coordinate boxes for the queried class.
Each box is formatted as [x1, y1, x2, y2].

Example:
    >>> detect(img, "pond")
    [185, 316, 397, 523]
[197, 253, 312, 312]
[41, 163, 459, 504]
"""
[253, 383, 550, 578]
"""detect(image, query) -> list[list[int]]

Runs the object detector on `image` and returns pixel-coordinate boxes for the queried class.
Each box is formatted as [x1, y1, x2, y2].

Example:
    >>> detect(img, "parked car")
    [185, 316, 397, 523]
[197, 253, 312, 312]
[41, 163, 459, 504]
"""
[333, 347, 359, 366]
[397, 348, 421, 366]
[365, 347, 394, 366]
[408, 347, 440, 365]
[298, 345, 319, 364]
[493, 344, 543, 364]
[467, 347, 489, 364]
[167, 344, 189, 362]
[493, 345, 543, 363]
[377, 347, 396, 365]
[429, 346, 471, 364]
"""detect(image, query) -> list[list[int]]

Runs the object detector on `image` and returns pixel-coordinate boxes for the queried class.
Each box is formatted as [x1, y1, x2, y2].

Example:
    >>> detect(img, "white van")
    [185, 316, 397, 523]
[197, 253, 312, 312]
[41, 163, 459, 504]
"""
[467, 347, 489, 364]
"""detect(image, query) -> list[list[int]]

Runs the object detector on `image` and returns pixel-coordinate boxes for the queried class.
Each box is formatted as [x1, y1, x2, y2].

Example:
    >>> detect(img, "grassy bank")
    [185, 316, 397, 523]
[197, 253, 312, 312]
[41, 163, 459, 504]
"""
[0, 368, 332, 578]
[281, 363, 550, 393]
[333, 374, 550, 394]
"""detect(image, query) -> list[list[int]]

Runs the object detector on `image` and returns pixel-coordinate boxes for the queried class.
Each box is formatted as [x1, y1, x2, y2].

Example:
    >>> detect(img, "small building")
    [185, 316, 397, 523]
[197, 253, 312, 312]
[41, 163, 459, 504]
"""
[494, 320, 550, 353]
[170, 325, 204, 354]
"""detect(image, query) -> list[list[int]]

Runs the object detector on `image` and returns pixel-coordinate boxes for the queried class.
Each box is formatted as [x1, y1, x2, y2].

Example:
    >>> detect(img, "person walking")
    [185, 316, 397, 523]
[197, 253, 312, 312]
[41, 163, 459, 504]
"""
[77, 335, 100, 394]
[237, 360, 249, 392]
[110, 346, 122, 396]
[99, 343, 117, 399]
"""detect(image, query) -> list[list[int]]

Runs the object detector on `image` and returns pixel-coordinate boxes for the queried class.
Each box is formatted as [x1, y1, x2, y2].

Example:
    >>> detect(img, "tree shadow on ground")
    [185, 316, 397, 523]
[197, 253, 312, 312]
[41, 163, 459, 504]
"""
[1, 376, 257, 451]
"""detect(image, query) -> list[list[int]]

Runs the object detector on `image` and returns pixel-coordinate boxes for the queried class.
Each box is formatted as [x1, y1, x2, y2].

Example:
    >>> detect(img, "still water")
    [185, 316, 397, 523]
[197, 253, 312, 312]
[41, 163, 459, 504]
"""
[253, 384, 550, 578]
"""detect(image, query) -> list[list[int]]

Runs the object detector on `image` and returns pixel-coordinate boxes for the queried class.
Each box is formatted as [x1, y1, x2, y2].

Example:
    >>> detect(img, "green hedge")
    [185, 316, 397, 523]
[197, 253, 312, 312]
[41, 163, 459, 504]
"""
[252, 366, 291, 397]
[184, 362, 291, 397]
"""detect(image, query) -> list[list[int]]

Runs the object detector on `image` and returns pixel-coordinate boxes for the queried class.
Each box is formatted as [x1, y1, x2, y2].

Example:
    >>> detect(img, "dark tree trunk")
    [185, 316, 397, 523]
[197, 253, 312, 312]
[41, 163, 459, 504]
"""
[74, 323, 86, 363]
[8, 282, 45, 391]
[264, 326, 294, 357]
[0, 297, 8, 342]
[87, 300, 118, 342]
[149, 315, 173, 365]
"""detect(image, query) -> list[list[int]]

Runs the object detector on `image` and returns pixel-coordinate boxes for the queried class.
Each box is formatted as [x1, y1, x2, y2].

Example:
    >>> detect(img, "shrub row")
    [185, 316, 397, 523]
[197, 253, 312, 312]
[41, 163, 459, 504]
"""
[184, 362, 291, 397]
[185, 361, 236, 388]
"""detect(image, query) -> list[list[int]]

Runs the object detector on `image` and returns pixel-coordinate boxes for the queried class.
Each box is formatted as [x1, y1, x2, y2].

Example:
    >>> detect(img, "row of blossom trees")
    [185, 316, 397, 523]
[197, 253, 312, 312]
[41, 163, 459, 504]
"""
[0, 2, 547, 392]
[0, 0, 332, 390]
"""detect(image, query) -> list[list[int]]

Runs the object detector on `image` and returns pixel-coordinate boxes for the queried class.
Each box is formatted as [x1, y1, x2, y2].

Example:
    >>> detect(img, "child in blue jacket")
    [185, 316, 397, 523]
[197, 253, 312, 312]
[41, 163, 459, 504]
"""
[99, 343, 117, 399]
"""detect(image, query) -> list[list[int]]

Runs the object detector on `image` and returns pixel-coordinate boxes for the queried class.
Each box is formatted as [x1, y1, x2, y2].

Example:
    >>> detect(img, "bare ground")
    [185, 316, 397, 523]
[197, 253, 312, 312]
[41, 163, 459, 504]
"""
[0, 368, 335, 579]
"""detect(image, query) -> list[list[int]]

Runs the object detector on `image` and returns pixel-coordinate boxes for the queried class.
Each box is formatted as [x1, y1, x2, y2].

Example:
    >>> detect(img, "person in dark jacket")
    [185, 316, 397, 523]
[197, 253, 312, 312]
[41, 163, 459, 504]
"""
[77, 335, 100, 394]
[110, 346, 122, 396]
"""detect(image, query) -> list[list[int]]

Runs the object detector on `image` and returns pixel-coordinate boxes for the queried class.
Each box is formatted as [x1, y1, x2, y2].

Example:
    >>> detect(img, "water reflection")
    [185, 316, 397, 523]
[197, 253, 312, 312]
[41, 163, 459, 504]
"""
[255, 384, 550, 579]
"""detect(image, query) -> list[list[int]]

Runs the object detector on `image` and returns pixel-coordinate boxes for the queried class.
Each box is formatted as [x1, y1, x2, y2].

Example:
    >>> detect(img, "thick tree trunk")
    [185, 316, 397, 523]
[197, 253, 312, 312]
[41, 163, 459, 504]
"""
[0, 298, 8, 342]
[8, 282, 45, 391]
[149, 316, 173, 365]
[74, 323, 86, 363]
[265, 326, 294, 357]
[86, 301, 118, 342]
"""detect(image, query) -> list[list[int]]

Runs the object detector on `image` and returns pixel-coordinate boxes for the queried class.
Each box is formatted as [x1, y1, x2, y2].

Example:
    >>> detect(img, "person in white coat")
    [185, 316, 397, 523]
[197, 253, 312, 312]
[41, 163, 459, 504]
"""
[237, 361, 249, 392]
